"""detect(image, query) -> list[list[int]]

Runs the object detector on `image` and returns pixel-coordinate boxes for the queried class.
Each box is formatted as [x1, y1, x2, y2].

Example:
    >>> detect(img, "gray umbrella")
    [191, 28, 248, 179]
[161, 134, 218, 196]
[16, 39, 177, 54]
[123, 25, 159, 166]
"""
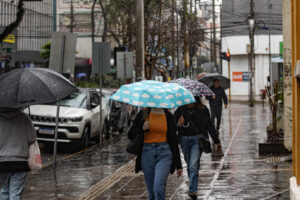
[198, 73, 230, 90]
[0, 68, 78, 108]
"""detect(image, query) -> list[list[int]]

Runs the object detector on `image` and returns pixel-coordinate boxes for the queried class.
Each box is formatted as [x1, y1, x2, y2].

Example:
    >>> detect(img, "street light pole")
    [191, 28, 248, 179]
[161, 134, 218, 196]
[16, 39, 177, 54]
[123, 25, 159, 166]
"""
[212, 0, 217, 65]
[136, 0, 145, 80]
[248, 0, 255, 107]
[70, 0, 74, 33]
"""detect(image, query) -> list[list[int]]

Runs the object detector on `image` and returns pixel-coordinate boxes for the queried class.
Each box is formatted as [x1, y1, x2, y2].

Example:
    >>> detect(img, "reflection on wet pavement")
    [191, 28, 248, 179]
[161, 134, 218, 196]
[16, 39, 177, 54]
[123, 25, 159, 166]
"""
[23, 104, 292, 200]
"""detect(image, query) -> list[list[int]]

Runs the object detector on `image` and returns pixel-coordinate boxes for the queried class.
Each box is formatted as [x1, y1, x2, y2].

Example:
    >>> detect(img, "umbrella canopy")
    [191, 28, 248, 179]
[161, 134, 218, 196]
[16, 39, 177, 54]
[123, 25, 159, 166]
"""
[110, 80, 195, 109]
[170, 78, 215, 97]
[76, 72, 87, 79]
[0, 68, 78, 108]
[198, 73, 230, 90]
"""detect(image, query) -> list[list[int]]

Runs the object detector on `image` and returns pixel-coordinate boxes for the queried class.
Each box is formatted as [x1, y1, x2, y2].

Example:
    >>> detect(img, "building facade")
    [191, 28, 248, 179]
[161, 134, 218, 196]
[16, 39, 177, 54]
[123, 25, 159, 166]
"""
[56, 0, 103, 59]
[221, 0, 283, 101]
[0, 0, 53, 69]
[290, 0, 300, 198]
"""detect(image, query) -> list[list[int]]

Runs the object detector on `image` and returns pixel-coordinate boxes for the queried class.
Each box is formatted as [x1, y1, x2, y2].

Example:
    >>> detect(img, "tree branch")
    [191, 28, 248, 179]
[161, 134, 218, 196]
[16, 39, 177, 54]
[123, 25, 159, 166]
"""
[0, 0, 25, 42]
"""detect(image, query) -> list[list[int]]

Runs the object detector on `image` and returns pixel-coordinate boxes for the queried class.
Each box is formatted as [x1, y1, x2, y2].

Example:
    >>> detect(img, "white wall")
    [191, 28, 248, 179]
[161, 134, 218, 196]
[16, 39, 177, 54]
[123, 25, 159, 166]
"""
[222, 35, 283, 55]
[76, 38, 92, 58]
[222, 35, 283, 101]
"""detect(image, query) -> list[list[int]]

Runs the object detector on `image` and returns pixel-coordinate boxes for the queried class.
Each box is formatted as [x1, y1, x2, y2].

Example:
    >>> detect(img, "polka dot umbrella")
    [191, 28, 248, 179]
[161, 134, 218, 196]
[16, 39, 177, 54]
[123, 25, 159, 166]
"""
[110, 80, 195, 109]
[170, 78, 215, 97]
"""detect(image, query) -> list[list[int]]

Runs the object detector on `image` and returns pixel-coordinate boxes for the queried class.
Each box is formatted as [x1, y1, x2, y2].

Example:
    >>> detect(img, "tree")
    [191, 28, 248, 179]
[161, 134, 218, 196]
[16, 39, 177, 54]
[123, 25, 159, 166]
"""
[95, 0, 200, 80]
[266, 80, 284, 142]
[40, 42, 51, 67]
[40, 42, 51, 60]
[0, 0, 25, 42]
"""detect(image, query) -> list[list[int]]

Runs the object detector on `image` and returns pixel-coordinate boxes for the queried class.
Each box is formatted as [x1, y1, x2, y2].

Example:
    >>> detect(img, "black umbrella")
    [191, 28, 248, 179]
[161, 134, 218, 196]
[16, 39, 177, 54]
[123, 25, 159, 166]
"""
[0, 68, 78, 108]
[198, 73, 231, 90]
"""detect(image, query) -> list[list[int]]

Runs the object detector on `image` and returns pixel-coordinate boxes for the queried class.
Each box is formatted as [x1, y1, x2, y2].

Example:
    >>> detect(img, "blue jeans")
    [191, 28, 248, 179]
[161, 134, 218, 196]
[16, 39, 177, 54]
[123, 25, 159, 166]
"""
[180, 135, 202, 193]
[0, 172, 27, 200]
[141, 142, 172, 200]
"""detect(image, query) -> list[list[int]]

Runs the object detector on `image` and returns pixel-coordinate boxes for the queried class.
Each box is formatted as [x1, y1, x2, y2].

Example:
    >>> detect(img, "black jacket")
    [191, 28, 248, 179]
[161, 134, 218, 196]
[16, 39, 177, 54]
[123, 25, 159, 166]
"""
[207, 87, 228, 108]
[128, 109, 182, 174]
[174, 105, 220, 144]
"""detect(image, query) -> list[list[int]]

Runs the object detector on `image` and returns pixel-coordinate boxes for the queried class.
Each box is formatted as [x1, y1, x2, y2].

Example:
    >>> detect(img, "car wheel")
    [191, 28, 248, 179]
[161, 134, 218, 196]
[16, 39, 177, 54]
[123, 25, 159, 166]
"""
[80, 126, 90, 149]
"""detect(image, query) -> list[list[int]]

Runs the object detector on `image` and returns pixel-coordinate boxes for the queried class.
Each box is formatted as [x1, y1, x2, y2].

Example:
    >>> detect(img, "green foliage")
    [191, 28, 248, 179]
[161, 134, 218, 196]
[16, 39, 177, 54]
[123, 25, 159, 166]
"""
[76, 75, 124, 89]
[40, 42, 51, 59]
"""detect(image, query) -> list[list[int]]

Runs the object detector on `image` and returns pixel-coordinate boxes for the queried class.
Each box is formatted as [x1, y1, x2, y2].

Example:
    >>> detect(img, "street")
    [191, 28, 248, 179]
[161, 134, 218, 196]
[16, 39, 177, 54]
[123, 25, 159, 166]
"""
[23, 103, 292, 200]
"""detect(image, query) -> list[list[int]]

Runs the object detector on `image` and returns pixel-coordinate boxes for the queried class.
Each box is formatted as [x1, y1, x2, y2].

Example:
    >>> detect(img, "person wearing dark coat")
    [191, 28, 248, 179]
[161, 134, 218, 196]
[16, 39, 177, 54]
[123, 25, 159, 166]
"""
[0, 108, 36, 200]
[207, 79, 228, 131]
[175, 97, 221, 200]
[128, 108, 183, 200]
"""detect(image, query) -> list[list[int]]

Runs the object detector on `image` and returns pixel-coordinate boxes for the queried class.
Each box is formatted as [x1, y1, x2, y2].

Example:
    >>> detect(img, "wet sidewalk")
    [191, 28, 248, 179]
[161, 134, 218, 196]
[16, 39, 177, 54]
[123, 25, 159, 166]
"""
[23, 103, 292, 200]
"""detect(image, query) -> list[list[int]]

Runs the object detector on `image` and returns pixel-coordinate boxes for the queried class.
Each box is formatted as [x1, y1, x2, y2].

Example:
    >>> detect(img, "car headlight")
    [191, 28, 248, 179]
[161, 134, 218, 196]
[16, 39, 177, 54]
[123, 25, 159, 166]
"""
[69, 117, 83, 122]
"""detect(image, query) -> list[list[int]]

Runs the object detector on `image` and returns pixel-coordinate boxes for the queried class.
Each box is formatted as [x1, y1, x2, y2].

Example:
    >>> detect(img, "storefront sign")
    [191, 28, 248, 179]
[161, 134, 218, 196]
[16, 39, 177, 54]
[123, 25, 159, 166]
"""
[232, 72, 243, 82]
[242, 72, 251, 81]
[233, 72, 251, 82]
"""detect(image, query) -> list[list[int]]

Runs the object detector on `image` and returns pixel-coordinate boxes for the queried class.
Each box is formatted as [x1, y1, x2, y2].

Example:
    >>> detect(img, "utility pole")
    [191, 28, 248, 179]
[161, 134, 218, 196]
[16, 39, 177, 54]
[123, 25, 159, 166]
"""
[171, 0, 176, 79]
[249, 0, 255, 107]
[91, 0, 97, 42]
[136, 0, 145, 80]
[212, 0, 217, 66]
[176, 2, 180, 78]
[183, 0, 190, 78]
[70, 0, 74, 33]
[210, 22, 213, 62]
[227, 48, 231, 102]
[268, 0, 272, 83]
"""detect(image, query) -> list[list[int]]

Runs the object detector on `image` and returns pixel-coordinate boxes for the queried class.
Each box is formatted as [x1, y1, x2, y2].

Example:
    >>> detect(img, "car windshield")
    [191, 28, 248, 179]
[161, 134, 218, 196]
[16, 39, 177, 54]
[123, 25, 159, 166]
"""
[59, 92, 87, 108]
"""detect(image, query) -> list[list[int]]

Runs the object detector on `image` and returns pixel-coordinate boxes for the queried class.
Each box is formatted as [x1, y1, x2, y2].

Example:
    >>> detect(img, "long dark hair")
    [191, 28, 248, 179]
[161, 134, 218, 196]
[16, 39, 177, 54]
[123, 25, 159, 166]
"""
[195, 96, 206, 110]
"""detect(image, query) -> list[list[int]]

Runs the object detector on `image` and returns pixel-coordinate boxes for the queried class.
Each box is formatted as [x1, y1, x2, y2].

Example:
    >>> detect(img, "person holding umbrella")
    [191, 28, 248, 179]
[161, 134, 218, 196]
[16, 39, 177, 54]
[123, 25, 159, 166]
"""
[207, 79, 228, 133]
[0, 68, 78, 198]
[175, 97, 221, 200]
[128, 107, 183, 200]
[110, 80, 196, 200]
[0, 108, 36, 200]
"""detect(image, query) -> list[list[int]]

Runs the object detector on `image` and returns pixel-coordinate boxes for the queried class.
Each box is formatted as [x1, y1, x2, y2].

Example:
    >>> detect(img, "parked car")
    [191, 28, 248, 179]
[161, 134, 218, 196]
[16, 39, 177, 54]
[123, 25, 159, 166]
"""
[105, 90, 138, 135]
[26, 88, 109, 149]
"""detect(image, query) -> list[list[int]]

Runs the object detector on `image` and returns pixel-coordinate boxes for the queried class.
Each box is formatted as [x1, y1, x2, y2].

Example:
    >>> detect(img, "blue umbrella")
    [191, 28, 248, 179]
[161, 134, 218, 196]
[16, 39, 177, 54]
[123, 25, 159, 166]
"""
[110, 80, 195, 109]
[76, 73, 87, 79]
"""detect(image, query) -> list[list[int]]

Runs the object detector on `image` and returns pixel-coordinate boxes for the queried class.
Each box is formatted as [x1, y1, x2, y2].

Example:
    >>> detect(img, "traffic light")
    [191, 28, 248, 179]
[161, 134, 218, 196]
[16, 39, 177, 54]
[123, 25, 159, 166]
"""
[220, 51, 231, 62]
[226, 52, 231, 61]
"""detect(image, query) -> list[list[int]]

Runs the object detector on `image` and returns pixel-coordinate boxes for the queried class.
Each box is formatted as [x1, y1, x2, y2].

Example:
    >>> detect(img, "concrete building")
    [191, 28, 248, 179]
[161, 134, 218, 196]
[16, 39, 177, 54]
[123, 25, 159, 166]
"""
[0, 0, 53, 68]
[221, 0, 283, 101]
[56, 0, 103, 59]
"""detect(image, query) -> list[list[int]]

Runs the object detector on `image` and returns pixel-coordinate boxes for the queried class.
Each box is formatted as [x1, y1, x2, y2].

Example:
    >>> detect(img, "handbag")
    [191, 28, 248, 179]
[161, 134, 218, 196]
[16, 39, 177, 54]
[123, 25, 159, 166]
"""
[126, 109, 149, 155]
[126, 133, 143, 155]
[28, 141, 42, 171]
[189, 120, 212, 154]
[199, 137, 212, 154]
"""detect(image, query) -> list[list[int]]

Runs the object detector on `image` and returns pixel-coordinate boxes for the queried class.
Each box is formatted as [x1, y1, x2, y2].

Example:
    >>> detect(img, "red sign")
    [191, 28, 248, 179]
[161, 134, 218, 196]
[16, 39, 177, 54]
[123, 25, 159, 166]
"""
[232, 72, 243, 82]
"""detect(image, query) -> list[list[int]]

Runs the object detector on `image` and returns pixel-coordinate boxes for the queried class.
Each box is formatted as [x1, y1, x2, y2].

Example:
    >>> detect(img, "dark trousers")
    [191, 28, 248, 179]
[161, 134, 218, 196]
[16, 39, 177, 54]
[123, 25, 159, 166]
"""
[210, 106, 222, 130]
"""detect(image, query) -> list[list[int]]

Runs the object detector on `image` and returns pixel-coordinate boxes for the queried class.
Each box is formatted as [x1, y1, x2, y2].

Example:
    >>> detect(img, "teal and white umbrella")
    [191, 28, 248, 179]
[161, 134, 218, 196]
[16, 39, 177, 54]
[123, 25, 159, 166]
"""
[110, 80, 195, 109]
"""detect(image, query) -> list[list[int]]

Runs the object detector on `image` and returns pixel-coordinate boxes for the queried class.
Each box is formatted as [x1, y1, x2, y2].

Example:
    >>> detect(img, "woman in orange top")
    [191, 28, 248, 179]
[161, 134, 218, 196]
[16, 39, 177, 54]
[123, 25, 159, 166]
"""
[128, 108, 183, 200]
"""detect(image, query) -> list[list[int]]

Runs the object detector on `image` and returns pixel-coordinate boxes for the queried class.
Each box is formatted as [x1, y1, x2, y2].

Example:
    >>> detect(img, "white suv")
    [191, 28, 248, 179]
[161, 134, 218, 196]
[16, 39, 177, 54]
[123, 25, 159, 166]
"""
[26, 88, 109, 149]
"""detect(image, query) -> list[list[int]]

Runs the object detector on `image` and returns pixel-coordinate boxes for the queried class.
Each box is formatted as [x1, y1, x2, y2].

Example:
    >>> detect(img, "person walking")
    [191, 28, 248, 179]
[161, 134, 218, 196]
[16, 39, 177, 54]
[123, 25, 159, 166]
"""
[207, 79, 228, 132]
[175, 97, 221, 200]
[128, 108, 183, 200]
[0, 108, 36, 200]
